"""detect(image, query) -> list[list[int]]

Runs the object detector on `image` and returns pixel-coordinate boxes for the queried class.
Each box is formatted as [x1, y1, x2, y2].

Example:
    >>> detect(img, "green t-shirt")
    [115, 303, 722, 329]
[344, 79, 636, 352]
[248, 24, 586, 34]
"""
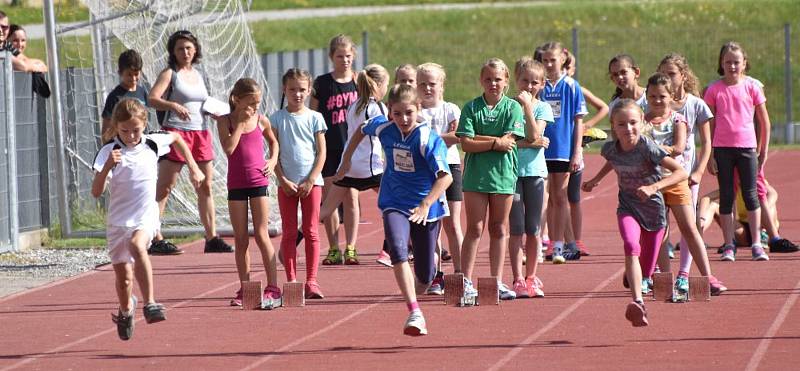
[456, 95, 525, 194]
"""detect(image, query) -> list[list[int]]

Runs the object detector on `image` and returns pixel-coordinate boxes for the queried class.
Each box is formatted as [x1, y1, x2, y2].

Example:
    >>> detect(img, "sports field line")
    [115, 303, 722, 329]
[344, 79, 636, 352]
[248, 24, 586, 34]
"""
[744, 275, 800, 371]
[487, 266, 625, 371]
[1, 226, 387, 370]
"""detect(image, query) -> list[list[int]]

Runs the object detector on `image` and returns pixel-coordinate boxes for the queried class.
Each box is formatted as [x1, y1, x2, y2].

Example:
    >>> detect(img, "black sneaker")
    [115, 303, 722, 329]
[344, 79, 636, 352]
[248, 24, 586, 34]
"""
[111, 296, 137, 341]
[148, 239, 184, 255]
[204, 236, 234, 253]
[441, 248, 452, 261]
[143, 302, 167, 324]
[769, 238, 800, 253]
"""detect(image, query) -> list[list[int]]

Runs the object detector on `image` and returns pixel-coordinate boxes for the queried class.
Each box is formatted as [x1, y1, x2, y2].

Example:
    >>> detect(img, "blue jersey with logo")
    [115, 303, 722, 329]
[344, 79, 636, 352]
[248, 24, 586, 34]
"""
[542, 73, 587, 161]
[362, 116, 451, 222]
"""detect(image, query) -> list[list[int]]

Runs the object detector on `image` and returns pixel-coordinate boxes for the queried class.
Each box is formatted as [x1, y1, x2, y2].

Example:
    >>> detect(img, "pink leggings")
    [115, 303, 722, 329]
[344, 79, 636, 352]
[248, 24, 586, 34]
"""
[618, 214, 665, 279]
[278, 186, 322, 282]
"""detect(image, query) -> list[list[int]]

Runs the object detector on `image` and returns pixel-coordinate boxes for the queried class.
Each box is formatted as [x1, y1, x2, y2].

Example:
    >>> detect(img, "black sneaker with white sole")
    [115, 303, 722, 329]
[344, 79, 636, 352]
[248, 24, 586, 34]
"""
[148, 239, 184, 255]
[204, 236, 234, 253]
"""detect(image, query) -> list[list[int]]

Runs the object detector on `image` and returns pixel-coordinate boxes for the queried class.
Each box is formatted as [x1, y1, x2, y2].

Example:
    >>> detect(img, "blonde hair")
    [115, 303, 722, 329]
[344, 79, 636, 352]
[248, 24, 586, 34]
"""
[514, 56, 545, 81]
[109, 98, 148, 139]
[228, 78, 262, 112]
[354, 64, 389, 115]
[417, 62, 446, 83]
[658, 53, 700, 96]
[609, 98, 644, 140]
[328, 34, 357, 58]
[481, 57, 510, 80]
[387, 83, 418, 108]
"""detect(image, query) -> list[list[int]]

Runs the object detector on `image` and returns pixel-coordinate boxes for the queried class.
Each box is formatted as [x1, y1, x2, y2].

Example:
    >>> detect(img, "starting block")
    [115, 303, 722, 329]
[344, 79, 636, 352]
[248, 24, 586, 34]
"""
[652, 272, 675, 302]
[241, 281, 262, 310]
[688, 276, 711, 301]
[444, 273, 464, 306]
[282, 282, 305, 307]
[477, 277, 499, 306]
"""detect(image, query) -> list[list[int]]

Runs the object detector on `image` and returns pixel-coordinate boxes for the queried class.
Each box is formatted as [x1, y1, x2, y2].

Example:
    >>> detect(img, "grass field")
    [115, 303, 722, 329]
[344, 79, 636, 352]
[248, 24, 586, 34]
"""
[248, 0, 532, 10]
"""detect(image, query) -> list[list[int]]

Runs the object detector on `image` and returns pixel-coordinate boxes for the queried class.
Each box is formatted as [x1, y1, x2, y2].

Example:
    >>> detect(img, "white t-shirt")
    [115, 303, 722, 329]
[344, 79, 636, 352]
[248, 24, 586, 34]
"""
[675, 94, 713, 172]
[419, 102, 461, 165]
[342, 98, 386, 178]
[93, 133, 173, 229]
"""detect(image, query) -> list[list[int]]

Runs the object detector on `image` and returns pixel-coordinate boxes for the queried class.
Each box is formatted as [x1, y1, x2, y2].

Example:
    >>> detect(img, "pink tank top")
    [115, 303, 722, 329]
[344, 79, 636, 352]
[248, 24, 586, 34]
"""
[227, 117, 269, 190]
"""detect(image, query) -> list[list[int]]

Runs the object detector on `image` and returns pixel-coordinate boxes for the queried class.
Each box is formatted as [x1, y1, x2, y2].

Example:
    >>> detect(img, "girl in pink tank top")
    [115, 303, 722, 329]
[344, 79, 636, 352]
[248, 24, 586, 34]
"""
[216, 78, 282, 309]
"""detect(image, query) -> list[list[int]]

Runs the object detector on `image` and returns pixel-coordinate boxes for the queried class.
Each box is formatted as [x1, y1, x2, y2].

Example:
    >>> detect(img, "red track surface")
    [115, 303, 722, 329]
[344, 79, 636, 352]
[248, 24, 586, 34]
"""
[1, 152, 799, 370]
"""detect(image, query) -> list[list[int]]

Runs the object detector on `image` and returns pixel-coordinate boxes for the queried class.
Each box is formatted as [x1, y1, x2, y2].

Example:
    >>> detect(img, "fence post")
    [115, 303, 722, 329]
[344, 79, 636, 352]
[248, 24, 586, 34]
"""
[43, 0, 73, 236]
[2, 51, 19, 252]
[571, 27, 579, 80]
[362, 31, 369, 66]
[785, 23, 793, 144]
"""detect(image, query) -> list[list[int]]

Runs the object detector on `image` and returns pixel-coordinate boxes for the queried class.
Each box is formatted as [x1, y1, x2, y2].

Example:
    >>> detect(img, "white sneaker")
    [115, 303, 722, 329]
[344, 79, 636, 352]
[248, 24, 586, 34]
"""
[498, 282, 517, 300]
[462, 278, 478, 306]
[403, 309, 428, 336]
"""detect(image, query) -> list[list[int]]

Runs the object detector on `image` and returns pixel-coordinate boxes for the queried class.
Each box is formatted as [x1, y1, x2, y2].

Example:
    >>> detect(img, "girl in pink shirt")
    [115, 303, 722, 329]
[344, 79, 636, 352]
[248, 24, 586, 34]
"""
[703, 42, 771, 262]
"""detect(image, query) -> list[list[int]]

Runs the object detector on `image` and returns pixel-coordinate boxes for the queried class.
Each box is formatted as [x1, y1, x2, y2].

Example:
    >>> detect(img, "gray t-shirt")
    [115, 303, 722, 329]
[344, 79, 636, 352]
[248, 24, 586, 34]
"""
[676, 94, 713, 172]
[601, 136, 669, 231]
[270, 108, 327, 186]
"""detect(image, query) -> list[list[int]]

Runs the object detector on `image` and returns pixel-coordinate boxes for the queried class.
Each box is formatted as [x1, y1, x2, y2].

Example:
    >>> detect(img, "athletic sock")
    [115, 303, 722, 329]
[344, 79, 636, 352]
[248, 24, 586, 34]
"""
[407, 301, 420, 312]
[677, 271, 689, 278]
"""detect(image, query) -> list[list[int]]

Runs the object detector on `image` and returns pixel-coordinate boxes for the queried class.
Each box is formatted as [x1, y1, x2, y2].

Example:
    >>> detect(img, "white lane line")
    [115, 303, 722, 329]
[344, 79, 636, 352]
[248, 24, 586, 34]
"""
[744, 276, 800, 371]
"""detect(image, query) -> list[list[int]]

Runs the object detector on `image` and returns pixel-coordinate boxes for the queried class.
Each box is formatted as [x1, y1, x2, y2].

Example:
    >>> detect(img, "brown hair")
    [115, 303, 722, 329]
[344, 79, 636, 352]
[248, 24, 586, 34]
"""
[328, 34, 357, 58]
[646, 72, 673, 98]
[608, 54, 640, 100]
[228, 78, 261, 112]
[355, 64, 389, 115]
[118, 49, 143, 73]
[281, 67, 313, 88]
[658, 53, 700, 96]
[167, 30, 202, 69]
[387, 83, 418, 108]
[717, 41, 749, 76]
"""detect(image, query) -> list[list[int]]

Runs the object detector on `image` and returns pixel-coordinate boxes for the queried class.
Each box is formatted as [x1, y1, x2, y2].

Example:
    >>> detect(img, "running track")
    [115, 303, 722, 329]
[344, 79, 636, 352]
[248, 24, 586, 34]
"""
[1, 152, 799, 370]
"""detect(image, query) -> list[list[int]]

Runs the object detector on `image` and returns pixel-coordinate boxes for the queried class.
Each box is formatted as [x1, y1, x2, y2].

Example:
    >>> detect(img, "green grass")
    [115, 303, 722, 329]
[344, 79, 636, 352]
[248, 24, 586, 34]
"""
[248, 0, 532, 10]
[0, 4, 89, 24]
[249, 0, 800, 129]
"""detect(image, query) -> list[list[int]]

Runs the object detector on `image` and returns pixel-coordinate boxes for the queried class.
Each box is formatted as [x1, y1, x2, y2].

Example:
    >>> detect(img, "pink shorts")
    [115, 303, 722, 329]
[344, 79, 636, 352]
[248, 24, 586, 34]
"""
[162, 127, 215, 163]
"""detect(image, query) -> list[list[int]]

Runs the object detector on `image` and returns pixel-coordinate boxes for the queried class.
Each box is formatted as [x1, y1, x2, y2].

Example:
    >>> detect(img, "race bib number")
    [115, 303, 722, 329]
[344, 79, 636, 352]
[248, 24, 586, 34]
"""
[547, 100, 562, 118]
[393, 148, 415, 173]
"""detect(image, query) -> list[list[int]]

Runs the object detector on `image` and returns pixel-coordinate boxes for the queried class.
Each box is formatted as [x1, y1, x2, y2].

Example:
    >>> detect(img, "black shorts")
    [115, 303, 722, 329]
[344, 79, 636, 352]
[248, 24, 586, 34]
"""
[546, 160, 570, 173]
[228, 186, 268, 201]
[445, 164, 464, 202]
[334, 174, 382, 191]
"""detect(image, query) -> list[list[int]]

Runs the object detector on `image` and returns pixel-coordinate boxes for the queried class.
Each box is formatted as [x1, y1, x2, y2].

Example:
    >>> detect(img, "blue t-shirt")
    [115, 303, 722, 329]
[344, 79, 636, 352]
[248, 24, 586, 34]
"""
[542, 73, 587, 161]
[362, 116, 451, 222]
[518, 101, 554, 178]
[270, 108, 327, 186]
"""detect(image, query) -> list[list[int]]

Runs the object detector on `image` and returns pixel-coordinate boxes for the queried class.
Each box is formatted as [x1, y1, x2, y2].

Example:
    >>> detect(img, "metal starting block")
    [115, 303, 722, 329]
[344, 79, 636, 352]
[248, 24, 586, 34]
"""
[241, 281, 262, 310]
[652, 272, 675, 302]
[688, 276, 711, 301]
[282, 282, 305, 307]
[477, 277, 499, 306]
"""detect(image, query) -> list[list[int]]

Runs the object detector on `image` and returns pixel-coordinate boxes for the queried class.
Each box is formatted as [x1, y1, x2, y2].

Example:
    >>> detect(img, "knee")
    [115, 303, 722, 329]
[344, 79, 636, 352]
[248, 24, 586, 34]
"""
[197, 181, 213, 197]
[488, 222, 509, 239]
[156, 183, 174, 201]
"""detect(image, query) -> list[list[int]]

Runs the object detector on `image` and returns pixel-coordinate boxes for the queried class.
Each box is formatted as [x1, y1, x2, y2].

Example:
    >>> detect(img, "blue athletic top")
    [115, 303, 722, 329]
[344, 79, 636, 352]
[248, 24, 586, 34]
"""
[541, 73, 587, 161]
[361, 116, 451, 222]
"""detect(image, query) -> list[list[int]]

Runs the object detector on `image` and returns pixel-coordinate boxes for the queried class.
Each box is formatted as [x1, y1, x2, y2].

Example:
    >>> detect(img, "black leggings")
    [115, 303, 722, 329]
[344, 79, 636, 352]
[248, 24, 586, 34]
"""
[714, 147, 759, 214]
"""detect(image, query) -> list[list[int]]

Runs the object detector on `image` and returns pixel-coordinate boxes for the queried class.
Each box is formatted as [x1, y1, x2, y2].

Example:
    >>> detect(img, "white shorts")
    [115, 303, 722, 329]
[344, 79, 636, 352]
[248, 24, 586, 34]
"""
[107, 225, 157, 265]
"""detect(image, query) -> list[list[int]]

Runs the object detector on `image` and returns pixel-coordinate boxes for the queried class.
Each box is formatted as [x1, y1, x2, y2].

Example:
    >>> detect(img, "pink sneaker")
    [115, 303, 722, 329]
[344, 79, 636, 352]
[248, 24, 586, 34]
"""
[526, 276, 545, 297]
[376, 250, 393, 267]
[230, 289, 242, 307]
[513, 279, 529, 298]
[708, 275, 728, 296]
[305, 281, 324, 299]
[625, 301, 649, 327]
[262, 285, 282, 309]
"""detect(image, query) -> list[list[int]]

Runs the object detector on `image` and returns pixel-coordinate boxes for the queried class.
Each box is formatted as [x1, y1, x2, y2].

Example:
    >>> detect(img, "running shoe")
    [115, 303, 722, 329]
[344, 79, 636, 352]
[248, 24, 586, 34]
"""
[230, 289, 243, 307]
[708, 275, 728, 296]
[498, 282, 516, 300]
[462, 278, 478, 306]
[204, 236, 234, 253]
[527, 276, 545, 297]
[441, 248, 452, 261]
[143, 302, 167, 324]
[305, 281, 324, 299]
[403, 310, 428, 336]
[674, 275, 689, 295]
[552, 245, 566, 264]
[666, 241, 675, 259]
[148, 239, 183, 255]
[322, 248, 343, 265]
[344, 246, 360, 265]
[751, 245, 769, 261]
[376, 250, 393, 267]
[426, 272, 444, 295]
[563, 242, 581, 261]
[513, 279, 529, 298]
[262, 285, 282, 310]
[720, 245, 736, 262]
[769, 238, 799, 253]
[111, 295, 137, 341]
[625, 301, 649, 327]
[760, 229, 769, 246]
[576, 240, 591, 256]
[641, 278, 653, 295]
